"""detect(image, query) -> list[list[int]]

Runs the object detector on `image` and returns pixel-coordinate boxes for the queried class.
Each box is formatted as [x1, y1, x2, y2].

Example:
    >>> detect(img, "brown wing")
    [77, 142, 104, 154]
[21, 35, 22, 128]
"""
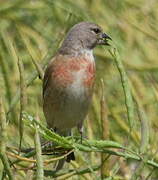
[42, 55, 73, 128]
[42, 56, 60, 129]
[43, 58, 54, 98]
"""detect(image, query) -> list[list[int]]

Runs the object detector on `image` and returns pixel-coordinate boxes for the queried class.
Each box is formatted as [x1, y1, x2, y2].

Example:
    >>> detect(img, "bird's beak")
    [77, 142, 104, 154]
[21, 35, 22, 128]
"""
[98, 33, 112, 46]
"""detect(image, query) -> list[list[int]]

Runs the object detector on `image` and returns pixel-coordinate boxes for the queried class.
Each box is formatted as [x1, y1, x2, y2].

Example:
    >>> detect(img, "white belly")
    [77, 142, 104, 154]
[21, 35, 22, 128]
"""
[54, 72, 90, 133]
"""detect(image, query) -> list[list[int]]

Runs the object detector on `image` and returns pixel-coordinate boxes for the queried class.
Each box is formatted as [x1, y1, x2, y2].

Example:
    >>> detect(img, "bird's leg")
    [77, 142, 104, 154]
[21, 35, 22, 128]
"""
[77, 124, 83, 143]
[53, 127, 57, 133]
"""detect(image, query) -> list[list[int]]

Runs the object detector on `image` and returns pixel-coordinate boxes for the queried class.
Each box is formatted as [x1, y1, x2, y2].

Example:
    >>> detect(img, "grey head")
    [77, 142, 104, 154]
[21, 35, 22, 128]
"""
[58, 21, 111, 56]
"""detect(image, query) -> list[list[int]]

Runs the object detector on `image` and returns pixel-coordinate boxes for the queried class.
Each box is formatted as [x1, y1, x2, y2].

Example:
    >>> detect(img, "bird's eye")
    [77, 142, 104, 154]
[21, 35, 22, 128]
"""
[91, 28, 101, 34]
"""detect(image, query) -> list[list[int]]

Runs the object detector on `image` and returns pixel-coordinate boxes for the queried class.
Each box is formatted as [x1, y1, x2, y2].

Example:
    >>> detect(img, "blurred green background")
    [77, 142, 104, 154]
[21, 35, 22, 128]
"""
[0, 0, 158, 179]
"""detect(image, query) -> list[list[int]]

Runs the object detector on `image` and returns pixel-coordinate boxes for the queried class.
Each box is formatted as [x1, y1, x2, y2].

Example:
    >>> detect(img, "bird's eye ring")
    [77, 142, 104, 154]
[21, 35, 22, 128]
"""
[91, 28, 101, 34]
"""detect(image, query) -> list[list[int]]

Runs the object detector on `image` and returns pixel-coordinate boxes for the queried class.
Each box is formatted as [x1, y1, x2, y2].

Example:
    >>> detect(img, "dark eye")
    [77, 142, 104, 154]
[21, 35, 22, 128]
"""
[92, 28, 100, 34]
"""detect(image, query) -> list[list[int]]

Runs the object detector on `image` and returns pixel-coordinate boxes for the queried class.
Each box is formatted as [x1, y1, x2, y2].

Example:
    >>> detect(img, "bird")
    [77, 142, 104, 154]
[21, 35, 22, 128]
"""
[42, 21, 111, 170]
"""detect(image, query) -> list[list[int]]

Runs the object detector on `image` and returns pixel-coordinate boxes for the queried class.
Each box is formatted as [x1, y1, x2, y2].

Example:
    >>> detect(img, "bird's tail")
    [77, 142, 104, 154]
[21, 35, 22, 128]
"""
[55, 130, 75, 171]
[55, 151, 75, 171]
[66, 152, 75, 162]
[55, 158, 65, 171]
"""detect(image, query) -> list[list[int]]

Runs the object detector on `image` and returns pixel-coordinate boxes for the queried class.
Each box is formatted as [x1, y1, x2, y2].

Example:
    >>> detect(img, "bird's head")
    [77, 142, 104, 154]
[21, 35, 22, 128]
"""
[59, 22, 111, 55]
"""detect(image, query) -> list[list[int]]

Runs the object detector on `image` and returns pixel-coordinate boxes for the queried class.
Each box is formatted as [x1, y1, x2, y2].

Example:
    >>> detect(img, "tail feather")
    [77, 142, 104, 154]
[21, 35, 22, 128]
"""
[55, 152, 75, 171]
[55, 158, 65, 171]
[66, 152, 75, 162]
[55, 130, 75, 170]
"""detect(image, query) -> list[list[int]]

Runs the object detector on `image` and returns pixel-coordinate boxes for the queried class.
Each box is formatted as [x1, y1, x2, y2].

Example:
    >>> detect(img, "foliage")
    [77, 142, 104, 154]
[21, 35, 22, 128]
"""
[0, 0, 158, 179]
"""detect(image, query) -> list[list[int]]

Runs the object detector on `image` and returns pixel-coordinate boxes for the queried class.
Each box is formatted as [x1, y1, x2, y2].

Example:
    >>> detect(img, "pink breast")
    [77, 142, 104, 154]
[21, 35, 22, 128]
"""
[52, 57, 95, 87]
[84, 62, 95, 87]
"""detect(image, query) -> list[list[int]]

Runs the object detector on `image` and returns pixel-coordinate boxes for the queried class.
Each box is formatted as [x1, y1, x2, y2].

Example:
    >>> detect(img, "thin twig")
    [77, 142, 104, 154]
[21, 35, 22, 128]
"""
[108, 48, 134, 131]
[0, 98, 14, 180]
[17, 56, 27, 153]
[43, 164, 101, 178]
[34, 115, 44, 180]
[130, 84, 150, 179]
[7, 150, 74, 165]
[100, 79, 110, 178]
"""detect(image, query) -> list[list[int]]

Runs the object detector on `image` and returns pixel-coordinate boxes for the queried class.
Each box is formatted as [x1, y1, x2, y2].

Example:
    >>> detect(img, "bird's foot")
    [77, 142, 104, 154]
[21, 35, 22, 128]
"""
[77, 124, 84, 144]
